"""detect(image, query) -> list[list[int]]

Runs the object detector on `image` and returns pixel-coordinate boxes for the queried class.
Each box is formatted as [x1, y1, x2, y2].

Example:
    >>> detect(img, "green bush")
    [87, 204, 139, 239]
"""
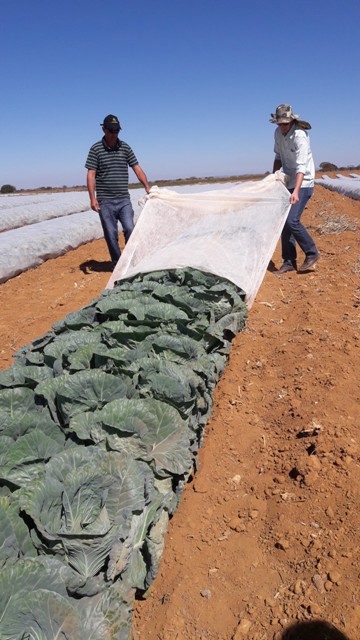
[0, 184, 16, 194]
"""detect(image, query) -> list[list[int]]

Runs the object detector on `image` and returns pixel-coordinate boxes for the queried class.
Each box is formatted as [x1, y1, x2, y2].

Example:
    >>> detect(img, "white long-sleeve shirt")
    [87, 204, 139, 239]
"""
[274, 125, 315, 190]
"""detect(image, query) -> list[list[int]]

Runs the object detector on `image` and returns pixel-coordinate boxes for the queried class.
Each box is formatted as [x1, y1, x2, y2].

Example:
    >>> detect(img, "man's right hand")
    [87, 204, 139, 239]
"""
[90, 199, 100, 212]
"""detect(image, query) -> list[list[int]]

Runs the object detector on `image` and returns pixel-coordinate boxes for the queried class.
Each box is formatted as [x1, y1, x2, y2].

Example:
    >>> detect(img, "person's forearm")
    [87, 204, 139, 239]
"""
[293, 172, 304, 193]
[87, 172, 96, 198]
[273, 158, 282, 173]
[290, 172, 304, 204]
[87, 170, 99, 211]
[133, 165, 150, 192]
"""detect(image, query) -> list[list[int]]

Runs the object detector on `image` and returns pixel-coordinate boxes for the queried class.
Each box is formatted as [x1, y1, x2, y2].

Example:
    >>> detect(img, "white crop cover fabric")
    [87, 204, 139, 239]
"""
[315, 174, 360, 200]
[0, 190, 150, 233]
[107, 173, 291, 308]
[0, 190, 149, 284]
[0, 192, 90, 232]
[0, 212, 104, 284]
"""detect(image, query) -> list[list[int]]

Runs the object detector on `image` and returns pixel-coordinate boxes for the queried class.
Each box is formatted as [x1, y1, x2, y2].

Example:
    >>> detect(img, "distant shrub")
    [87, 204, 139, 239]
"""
[340, 164, 360, 171]
[319, 162, 338, 171]
[1, 184, 16, 194]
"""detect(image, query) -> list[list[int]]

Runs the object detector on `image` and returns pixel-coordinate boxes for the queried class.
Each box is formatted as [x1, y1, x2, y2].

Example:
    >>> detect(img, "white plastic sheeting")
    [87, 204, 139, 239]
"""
[315, 174, 360, 201]
[107, 173, 291, 308]
[0, 189, 148, 232]
[0, 192, 90, 232]
[0, 189, 150, 283]
[0, 211, 103, 284]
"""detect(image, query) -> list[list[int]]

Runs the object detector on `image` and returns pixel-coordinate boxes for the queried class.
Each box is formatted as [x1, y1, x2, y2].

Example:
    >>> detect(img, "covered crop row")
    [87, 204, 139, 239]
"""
[315, 173, 360, 200]
[0, 185, 236, 233]
[0, 211, 104, 284]
[0, 192, 90, 232]
[0, 190, 145, 234]
[0, 185, 226, 285]
[0, 190, 147, 284]
[0, 267, 247, 639]
[0, 175, 290, 287]
[0, 192, 88, 209]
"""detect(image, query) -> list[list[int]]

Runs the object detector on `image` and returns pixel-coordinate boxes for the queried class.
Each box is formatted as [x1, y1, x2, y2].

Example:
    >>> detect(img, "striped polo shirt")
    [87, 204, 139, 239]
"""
[85, 137, 138, 201]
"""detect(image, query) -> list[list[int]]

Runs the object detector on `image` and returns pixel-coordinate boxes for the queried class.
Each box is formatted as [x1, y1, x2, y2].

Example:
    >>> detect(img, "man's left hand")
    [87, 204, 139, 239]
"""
[290, 192, 299, 205]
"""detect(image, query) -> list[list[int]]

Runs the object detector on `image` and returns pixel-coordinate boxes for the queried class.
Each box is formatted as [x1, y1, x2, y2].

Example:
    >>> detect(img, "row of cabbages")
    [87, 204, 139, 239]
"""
[0, 267, 247, 639]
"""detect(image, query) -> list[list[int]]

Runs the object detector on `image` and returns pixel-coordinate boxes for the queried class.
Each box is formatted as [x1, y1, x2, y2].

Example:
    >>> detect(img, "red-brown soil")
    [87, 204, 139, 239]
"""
[0, 174, 359, 639]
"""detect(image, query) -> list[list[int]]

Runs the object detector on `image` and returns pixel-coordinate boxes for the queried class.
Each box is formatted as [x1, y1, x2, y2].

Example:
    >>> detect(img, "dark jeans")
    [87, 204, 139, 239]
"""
[282, 187, 318, 266]
[99, 197, 134, 263]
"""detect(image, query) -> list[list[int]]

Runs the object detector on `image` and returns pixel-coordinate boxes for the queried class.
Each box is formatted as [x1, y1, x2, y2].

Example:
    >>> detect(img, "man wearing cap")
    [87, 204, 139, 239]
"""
[270, 104, 319, 274]
[85, 114, 150, 267]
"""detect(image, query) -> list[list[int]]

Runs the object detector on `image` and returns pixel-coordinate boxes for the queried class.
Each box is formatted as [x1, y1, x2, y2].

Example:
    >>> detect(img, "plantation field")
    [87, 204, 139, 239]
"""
[0, 174, 359, 639]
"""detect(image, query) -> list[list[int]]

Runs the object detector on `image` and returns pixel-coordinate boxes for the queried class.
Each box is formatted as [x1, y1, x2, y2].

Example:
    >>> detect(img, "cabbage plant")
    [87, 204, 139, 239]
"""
[0, 268, 247, 638]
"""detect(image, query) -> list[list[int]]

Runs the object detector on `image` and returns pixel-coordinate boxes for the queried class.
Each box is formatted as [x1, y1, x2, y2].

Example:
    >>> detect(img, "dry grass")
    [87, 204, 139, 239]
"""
[317, 214, 358, 235]
[352, 258, 360, 275]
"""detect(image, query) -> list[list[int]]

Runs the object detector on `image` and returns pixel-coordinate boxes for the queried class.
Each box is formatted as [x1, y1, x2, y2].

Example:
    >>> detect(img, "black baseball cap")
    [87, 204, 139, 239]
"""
[101, 114, 121, 132]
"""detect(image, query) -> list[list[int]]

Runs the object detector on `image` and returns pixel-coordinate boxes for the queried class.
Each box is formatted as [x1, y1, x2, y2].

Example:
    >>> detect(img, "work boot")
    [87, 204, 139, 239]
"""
[276, 262, 296, 275]
[298, 254, 319, 272]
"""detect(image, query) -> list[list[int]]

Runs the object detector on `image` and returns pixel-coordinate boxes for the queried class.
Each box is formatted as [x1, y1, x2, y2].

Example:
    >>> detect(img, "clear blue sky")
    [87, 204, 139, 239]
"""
[1, 0, 359, 189]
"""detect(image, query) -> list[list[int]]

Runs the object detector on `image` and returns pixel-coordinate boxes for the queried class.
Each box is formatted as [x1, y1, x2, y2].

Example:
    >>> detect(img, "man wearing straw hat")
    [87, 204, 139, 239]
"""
[270, 104, 319, 274]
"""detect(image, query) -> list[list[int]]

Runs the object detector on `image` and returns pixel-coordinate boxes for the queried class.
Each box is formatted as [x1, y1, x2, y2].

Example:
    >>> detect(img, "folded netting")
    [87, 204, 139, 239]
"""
[107, 172, 291, 308]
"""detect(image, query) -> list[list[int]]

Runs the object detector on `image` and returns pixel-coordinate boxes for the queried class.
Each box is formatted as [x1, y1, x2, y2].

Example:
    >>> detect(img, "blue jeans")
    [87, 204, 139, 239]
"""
[282, 187, 318, 266]
[99, 197, 134, 263]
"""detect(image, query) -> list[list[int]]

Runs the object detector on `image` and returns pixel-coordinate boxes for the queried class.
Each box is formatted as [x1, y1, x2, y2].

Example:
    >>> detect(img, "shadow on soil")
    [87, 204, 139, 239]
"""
[267, 260, 277, 273]
[281, 620, 350, 639]
[80, 260, 113, 274]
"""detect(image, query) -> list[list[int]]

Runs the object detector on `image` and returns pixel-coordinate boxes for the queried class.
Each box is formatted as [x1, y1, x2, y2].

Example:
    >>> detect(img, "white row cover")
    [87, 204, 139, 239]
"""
[0, 211, 103, 284]
[0, 189, 149, 232]
[0, 188, 153, 283]
[0, 192, 64, 208]
[315, 174, 360, 201]
[107, 173, 291, 309]
[0, 186, 240, 284]
[0, 192, 90, 232]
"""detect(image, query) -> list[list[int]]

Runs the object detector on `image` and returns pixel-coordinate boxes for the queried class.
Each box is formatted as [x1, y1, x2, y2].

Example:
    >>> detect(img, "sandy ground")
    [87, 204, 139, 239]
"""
[0, 175, 359, 639]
